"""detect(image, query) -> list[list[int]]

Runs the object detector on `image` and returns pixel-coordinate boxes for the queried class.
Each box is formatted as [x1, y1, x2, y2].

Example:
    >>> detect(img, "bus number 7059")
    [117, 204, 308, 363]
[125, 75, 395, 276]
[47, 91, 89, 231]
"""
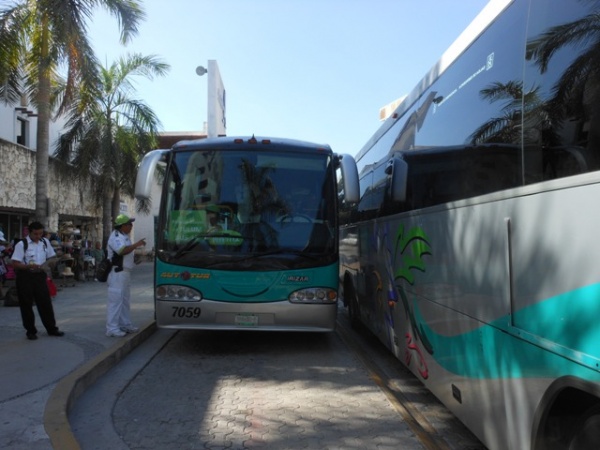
[171, 307, 201, 319]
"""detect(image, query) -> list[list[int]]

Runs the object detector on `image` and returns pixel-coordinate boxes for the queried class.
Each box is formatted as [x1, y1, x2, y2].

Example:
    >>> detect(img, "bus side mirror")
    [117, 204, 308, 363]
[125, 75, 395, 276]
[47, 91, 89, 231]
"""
[135, 149, 168, 199]
[337, 154, 360, 204]
[386, 157, 408, 202]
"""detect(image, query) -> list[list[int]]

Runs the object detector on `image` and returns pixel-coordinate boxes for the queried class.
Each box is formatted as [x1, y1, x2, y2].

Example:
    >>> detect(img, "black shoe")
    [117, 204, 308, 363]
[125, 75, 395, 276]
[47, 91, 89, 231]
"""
[26, 333, 38, 340]
[48, 330, 64, 337]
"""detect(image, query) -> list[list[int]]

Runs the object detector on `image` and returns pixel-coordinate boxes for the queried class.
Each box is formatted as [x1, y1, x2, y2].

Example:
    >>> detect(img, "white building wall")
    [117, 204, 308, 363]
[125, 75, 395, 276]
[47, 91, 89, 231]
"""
[0, 107, 17, 142]
[0, 102, 67, 152]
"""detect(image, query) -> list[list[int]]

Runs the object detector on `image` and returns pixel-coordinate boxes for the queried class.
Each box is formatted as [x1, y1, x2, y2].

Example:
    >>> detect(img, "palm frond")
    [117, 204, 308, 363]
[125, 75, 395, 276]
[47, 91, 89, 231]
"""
[527, 12, 600, 73]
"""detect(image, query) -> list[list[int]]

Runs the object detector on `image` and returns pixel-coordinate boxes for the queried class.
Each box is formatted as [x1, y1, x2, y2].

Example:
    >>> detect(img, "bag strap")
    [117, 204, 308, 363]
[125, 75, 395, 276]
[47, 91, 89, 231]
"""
[22, 237, 48, 251]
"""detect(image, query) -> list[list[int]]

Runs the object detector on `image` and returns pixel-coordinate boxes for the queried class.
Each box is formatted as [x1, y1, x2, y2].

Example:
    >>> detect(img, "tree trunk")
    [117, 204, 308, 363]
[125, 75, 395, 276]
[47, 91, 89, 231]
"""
[102, 194, 112, 249]
[112, 188, 121, 223]
[35, 81, 50, 227]
[35, 20, 52, 227]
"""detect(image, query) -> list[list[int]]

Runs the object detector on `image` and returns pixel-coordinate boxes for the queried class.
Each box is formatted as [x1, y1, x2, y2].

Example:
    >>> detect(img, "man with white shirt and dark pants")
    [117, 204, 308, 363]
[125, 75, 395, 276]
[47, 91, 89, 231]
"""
[106, 214, 146, 337]
[11, 221, 64, 340]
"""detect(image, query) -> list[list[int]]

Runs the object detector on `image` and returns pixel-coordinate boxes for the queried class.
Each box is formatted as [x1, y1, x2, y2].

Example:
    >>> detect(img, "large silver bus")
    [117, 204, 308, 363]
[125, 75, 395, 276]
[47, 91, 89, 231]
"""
[136, 136, 358, 332]
[339, 0, 600, 448]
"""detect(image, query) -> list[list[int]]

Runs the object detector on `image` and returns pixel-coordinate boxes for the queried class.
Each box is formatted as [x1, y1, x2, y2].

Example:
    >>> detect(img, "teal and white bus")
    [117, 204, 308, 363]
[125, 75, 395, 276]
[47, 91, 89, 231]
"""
[339, 0, 600, 448]
[135, 136, 358, 332]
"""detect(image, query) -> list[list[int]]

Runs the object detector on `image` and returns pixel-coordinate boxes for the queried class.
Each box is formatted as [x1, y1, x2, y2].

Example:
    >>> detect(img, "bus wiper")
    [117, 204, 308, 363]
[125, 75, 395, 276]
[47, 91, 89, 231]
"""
[236, 248, 319, 263]
[171, 233, 212, 259]
[172, 232, 253, 260]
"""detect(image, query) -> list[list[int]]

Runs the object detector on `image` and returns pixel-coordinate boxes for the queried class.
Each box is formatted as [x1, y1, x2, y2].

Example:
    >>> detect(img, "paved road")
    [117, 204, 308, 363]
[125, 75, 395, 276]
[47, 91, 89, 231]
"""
[71, 315, 484, 449]
[72, 329, 427, 449]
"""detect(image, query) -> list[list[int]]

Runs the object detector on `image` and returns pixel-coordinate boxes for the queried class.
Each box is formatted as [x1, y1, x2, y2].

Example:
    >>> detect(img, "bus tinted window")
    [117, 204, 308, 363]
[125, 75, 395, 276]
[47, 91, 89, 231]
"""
[523, 0, 600, 183]
[356, 102, 420, 172]
[357, 163, 388, 220]
[414, 1, 527, 149]
[404, 145, 521, 210]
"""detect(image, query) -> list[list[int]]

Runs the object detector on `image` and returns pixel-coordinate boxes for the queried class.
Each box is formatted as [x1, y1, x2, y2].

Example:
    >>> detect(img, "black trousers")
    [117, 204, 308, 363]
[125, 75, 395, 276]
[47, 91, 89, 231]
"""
[16, 270, 59, 335]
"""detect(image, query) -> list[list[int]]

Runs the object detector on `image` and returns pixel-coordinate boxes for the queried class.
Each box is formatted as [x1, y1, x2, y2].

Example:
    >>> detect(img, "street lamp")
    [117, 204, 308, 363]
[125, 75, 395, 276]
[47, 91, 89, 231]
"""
[195, 61, 226, 139]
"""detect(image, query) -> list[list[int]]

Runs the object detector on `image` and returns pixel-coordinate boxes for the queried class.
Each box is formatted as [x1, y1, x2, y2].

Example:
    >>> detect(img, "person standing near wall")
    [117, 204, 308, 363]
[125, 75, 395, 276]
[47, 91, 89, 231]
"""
[91, 241, 105, 265]
[10, 221, 64, 340]
[105, 214, 146, 337]
[0, 231, 9, 284]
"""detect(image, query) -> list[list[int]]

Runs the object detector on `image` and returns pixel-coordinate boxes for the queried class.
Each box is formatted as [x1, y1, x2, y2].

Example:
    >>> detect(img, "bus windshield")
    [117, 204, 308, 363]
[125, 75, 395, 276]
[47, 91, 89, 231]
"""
[159, 148, 337, 270]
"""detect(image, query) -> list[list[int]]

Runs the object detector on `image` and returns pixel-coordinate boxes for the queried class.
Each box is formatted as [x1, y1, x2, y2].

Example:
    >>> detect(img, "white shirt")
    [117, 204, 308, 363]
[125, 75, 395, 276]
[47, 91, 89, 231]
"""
[107, 230, 135, 270]
[11, 237, 56, 265]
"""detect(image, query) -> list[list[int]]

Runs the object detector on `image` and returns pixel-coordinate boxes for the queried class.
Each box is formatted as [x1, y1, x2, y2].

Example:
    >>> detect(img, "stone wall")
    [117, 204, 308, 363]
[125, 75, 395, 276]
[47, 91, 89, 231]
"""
[0, 138, 132, 237]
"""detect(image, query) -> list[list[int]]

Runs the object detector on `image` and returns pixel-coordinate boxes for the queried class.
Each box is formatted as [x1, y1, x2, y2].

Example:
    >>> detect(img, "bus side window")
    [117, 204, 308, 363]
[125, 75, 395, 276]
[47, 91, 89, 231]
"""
[357, 171, 375, 221]
[524, 0, 600, 183]
[356, 163, 391, 220]
[370, 164, 388, 218]
[463, 146, 521, 198]
[543, 146, 590, 180]
[404, 153, 459, 210]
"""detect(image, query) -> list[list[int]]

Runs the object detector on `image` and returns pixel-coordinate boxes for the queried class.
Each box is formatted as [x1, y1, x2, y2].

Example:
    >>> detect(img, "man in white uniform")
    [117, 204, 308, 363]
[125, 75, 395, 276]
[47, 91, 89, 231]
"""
[11, 221, 63, 340]
[106, 214, 146, 337]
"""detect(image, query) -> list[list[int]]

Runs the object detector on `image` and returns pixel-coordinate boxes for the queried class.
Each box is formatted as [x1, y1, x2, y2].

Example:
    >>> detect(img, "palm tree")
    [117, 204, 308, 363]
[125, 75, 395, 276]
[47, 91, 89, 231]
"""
[54, 53, 169, 245]
[0, 0, 144, 227]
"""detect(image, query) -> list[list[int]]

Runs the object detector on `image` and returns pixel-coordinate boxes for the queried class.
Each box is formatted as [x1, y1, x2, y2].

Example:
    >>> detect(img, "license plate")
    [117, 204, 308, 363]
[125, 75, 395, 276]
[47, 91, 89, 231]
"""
[235, 313, 258, 326]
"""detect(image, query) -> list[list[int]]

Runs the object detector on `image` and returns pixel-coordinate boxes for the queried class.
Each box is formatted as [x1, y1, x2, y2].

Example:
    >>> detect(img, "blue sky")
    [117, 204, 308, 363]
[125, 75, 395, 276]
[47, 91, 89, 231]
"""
[88, 0, 490, 157]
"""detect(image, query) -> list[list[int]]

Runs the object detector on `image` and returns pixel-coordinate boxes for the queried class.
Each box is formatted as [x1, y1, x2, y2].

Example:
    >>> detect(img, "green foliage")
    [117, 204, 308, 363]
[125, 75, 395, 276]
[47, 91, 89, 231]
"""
[0, 0, 146, 226]
[54, 53, 170, 235]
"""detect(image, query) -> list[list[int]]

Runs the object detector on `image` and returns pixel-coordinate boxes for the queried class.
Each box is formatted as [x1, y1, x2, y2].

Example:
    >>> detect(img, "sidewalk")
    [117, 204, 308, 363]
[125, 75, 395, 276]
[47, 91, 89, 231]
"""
[0, 262, 157, 450]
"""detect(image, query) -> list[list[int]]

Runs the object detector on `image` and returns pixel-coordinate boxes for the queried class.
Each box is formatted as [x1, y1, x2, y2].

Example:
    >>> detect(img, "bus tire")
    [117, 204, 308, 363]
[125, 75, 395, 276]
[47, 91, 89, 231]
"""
[566, 405, 600, 450]
[344, 279, 361, 329]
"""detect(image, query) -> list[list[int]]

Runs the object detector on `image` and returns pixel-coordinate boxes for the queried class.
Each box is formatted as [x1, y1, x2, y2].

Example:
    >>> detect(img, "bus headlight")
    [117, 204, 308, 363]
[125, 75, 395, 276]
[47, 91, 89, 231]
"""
[156, 285, 202, 302]
[289, 288, 337, 304]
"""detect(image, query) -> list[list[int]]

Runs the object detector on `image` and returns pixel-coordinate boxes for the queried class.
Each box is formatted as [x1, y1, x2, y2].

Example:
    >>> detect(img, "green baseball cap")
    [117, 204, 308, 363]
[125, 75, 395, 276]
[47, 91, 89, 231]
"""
[115, 214, 135, 226]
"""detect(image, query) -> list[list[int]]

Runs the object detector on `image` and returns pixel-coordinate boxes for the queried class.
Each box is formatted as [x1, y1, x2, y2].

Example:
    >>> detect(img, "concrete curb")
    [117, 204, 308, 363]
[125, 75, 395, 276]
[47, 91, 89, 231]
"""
[43, 320, 157, 450]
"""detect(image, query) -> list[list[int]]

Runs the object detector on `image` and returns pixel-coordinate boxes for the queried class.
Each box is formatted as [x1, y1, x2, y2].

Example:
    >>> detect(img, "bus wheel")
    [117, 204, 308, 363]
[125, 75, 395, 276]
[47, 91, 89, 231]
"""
[567, 405, 600, 450]
[347, 292, 361, 329]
